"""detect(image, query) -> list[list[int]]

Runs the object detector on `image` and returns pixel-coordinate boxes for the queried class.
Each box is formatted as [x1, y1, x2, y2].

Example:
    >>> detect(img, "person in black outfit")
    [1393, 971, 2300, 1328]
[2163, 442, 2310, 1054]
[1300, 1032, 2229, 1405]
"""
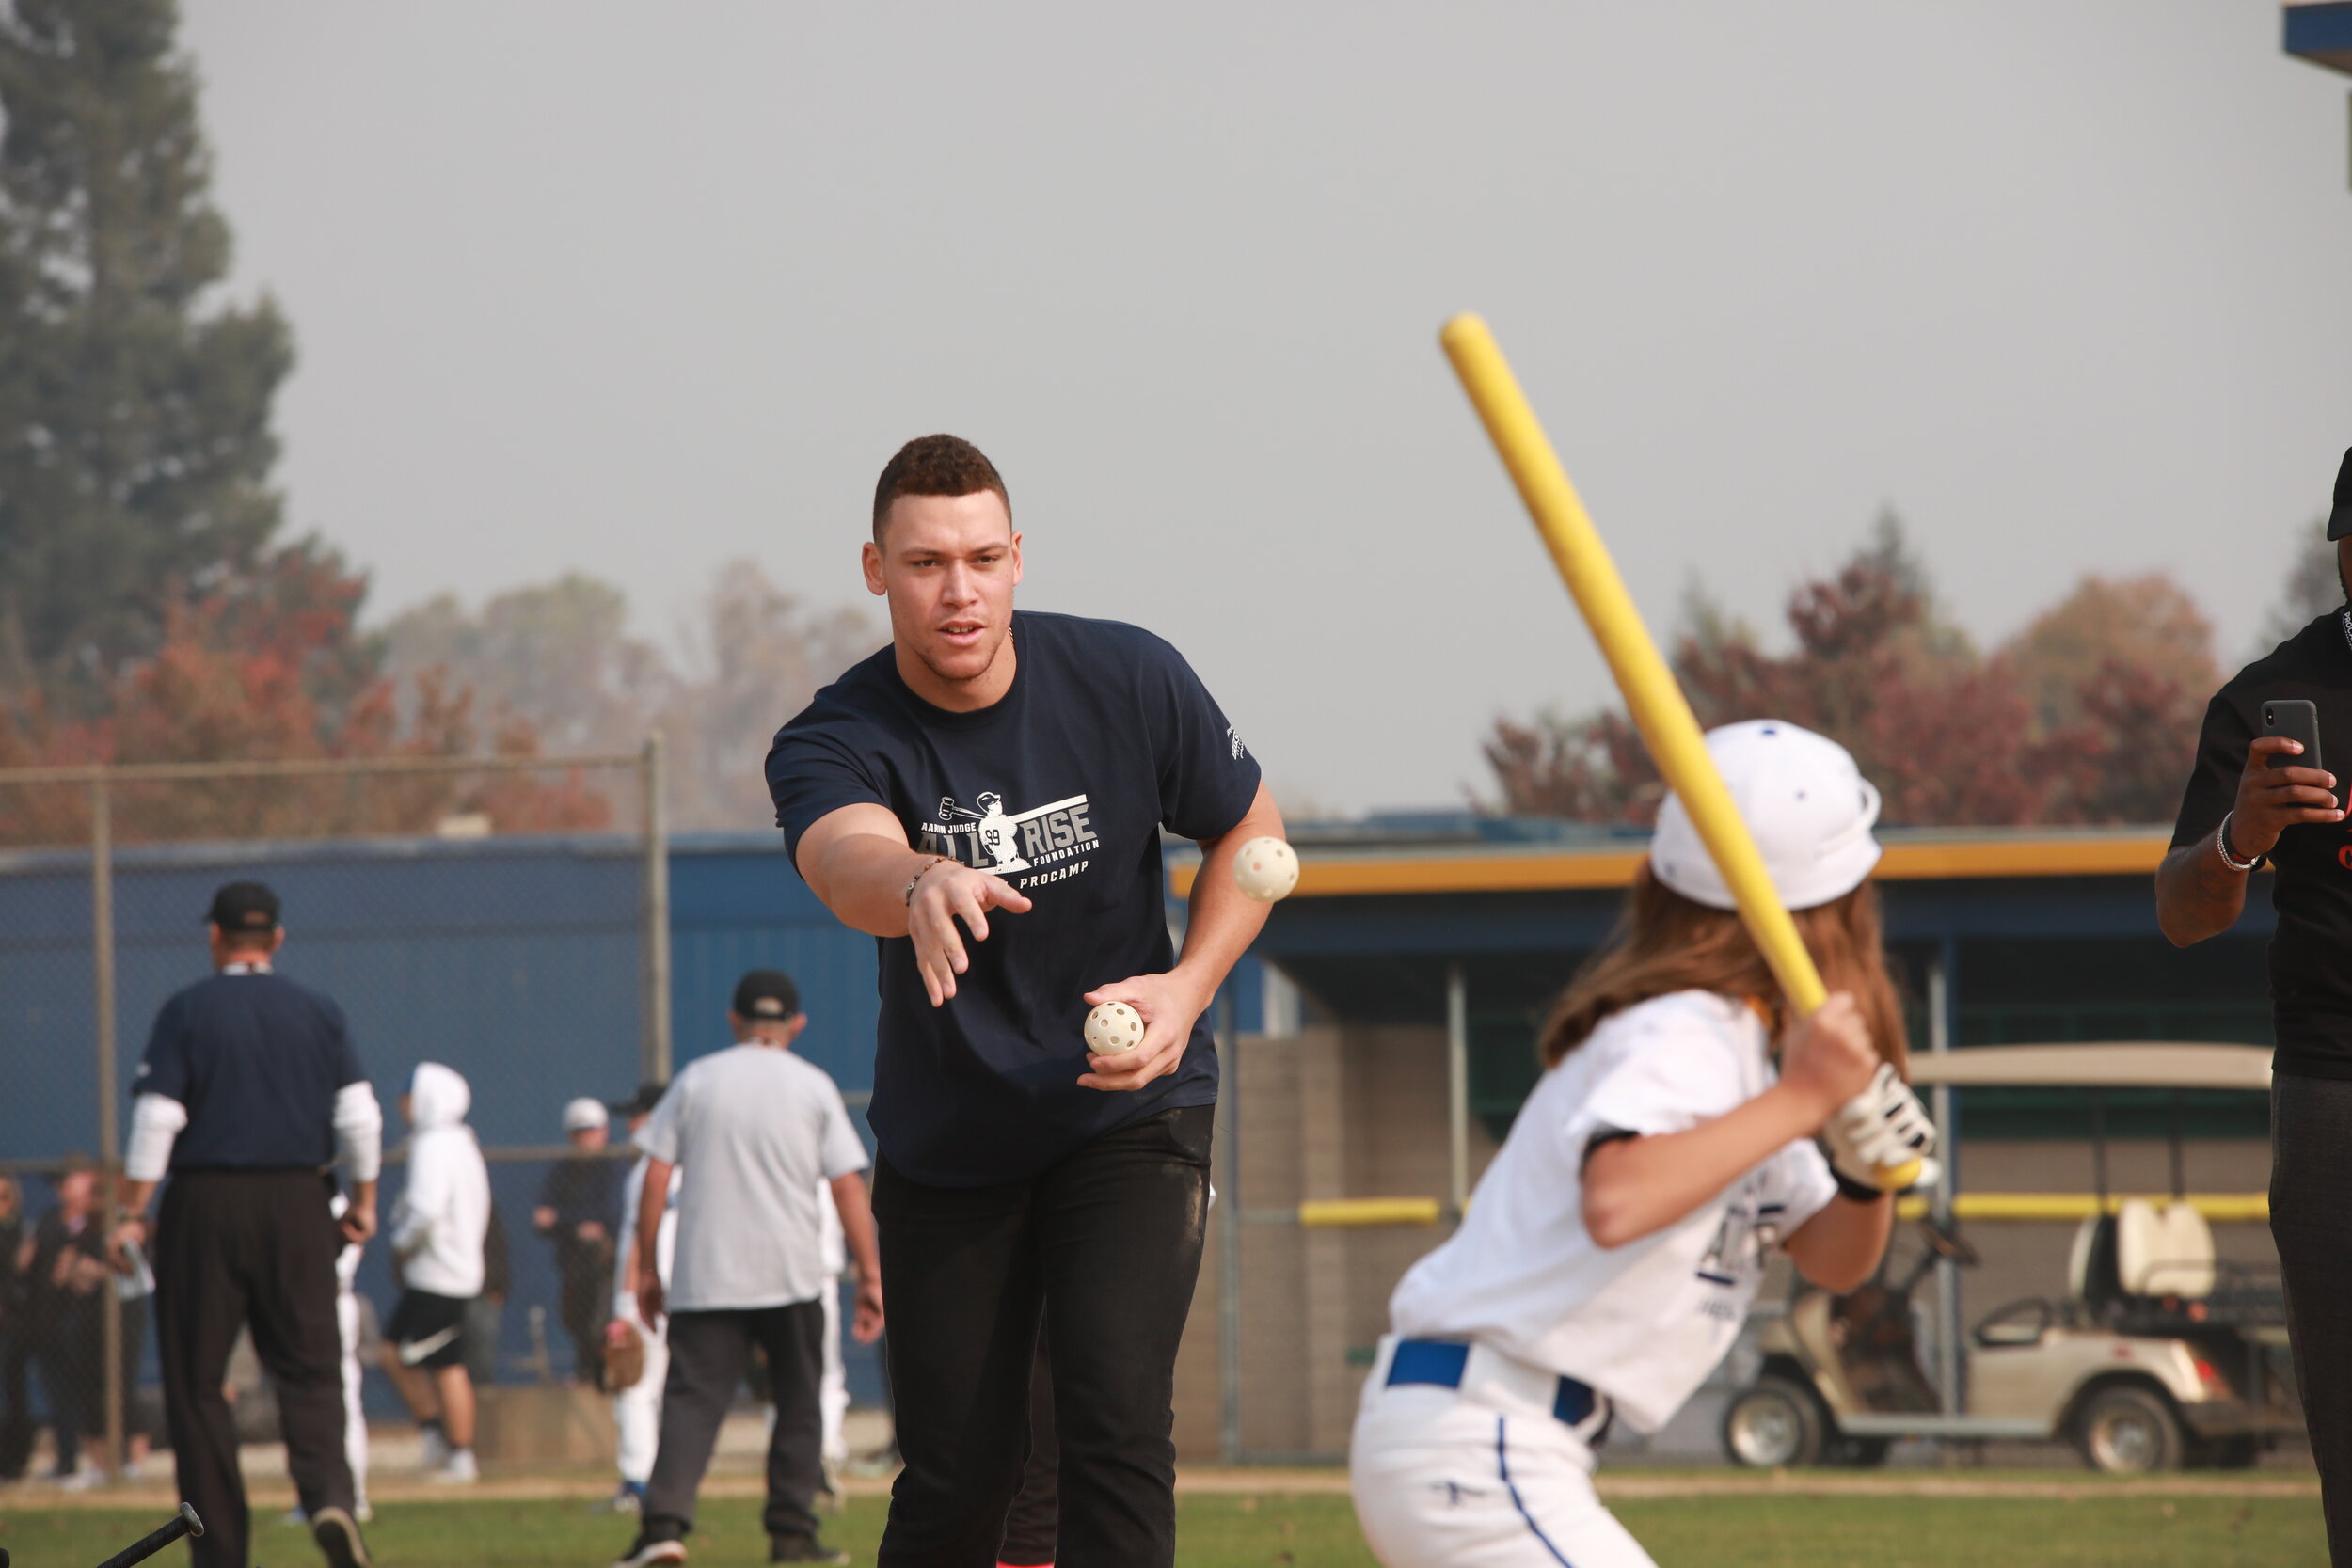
[23, 1157, 108, 1484]
[769, 436, 1283, 1567]
[535, 1099, 624, 1386]
[2157, 447, 2352, 1564]
[109, 882, 384, 1568]
[0, 1173, 27, 1480]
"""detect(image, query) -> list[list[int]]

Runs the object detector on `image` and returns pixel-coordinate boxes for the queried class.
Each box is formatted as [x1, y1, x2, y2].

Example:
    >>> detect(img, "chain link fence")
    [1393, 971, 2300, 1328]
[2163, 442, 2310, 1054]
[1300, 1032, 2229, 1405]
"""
[0, 745, 670, 1481]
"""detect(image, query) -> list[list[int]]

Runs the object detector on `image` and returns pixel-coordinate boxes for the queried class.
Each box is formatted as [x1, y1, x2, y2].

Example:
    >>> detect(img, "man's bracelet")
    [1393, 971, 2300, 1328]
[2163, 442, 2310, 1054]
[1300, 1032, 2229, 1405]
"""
[903, 856, 950, 906]
[2217, 814, 2262, 874]
[1834, 1171, 1891, 1205]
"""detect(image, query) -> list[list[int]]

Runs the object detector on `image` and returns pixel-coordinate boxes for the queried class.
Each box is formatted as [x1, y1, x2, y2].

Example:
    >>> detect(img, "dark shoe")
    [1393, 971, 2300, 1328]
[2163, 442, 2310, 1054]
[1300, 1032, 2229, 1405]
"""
[769, 1539, 848, 1565]
[311, 1506, 373, 1568]
[613, 1532, 688, 1568]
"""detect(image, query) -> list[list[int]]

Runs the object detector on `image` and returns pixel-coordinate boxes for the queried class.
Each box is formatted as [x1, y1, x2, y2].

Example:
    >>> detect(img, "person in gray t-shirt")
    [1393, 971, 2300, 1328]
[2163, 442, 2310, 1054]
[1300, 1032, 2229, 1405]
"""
[612, 971, 880, 1568]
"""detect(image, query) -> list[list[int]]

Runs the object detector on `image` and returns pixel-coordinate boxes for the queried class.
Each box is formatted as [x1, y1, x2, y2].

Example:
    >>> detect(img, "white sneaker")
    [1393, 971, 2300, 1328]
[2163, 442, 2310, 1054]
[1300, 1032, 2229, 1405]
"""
[428, 1449, 479, 1484]
[612, 1537, 687, 1568]
[55, 1467, 100, 1493]
[419, 1426, 450, 1470]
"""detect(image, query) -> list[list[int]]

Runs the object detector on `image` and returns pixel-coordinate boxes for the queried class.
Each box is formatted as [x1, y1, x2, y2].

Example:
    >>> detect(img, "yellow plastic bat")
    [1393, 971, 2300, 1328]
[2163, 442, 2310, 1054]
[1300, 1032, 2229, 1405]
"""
[1439, 312, 1921, 1192]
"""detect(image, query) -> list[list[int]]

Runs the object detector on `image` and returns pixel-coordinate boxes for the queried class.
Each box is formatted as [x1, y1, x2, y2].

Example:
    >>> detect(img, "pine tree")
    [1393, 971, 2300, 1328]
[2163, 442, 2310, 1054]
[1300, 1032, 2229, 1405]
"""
[0, 0, 294, 708]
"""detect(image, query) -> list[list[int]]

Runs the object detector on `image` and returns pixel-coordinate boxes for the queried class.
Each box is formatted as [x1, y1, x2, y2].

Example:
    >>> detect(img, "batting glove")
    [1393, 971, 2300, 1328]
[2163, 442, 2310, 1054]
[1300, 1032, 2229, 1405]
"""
[1823, 1062, 1941, 1196]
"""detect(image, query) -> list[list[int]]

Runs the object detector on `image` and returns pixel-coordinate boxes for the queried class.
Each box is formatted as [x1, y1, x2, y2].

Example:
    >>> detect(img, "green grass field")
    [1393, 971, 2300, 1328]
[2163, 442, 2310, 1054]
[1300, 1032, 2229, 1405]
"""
[0, 1490, 2326, 1568]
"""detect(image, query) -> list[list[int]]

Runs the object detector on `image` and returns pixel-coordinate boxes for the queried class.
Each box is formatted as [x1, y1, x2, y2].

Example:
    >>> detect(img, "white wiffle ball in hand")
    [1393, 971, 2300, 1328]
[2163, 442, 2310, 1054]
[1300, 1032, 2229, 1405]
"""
[1232, 836, 1299, 902]
[1084, 1000, 1145, 1056]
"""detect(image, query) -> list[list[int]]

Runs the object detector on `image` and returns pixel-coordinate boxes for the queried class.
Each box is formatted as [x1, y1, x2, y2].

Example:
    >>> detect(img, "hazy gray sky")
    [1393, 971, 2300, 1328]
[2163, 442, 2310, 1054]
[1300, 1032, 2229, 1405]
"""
[176, 2, 2352, 814]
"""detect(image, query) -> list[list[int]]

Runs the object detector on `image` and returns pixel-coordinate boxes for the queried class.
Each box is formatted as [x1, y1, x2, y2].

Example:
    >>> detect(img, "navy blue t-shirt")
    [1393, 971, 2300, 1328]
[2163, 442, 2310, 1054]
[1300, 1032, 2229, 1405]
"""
[766, 611, 1262, 1186]
[135, 970, 368, 1172]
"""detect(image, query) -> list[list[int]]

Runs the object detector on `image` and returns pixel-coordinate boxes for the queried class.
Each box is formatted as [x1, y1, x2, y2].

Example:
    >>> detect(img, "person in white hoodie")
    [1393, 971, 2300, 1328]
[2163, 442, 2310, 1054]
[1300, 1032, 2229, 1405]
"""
[605, 1082, 676, 1513]
[382, 1062, 491, 1484]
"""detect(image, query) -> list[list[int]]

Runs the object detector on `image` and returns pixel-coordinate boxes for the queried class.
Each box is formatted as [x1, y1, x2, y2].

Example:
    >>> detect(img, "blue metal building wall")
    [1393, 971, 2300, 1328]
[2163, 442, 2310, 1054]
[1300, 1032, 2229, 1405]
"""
[0, 836, 644, 1162]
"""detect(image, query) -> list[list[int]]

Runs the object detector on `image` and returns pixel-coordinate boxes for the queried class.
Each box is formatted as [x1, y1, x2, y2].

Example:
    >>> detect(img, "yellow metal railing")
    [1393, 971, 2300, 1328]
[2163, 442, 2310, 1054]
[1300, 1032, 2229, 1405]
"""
[1295, 1197, 1446, 1228]
[1277, 1192, 2271, 1228]
[1896, 1192, 2270, 1223]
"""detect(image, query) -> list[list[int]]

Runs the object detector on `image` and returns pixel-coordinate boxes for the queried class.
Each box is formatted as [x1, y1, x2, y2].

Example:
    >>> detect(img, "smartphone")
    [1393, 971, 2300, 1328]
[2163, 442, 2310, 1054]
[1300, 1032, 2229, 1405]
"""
[2262, 699, 2324, 779]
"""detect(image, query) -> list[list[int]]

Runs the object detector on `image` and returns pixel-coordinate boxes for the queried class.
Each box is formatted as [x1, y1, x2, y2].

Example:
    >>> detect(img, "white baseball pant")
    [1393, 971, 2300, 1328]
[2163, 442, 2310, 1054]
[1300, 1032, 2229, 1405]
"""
[613, 1314, 670, 1486]
[819, 1278, 848, 1467]
[337, 1286, 368, 1511]
[1351, 1374, 1656, 1567]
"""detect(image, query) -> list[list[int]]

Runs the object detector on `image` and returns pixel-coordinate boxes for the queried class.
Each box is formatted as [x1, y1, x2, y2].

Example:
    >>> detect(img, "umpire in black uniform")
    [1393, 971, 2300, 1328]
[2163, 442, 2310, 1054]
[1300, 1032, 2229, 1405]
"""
[109, 883, 381, 1568]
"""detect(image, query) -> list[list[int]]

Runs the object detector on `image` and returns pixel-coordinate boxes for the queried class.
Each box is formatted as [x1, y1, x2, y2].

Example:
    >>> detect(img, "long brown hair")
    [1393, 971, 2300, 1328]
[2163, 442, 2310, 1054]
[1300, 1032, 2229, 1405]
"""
[1538, 863, 1908, 1075]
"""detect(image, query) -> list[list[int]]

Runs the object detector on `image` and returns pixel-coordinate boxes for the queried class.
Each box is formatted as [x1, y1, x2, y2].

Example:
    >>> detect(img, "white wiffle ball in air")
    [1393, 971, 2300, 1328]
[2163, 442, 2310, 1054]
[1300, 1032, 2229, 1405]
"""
[1084, 1000, 1146, 1056]
[1232, 836, 1299, 902]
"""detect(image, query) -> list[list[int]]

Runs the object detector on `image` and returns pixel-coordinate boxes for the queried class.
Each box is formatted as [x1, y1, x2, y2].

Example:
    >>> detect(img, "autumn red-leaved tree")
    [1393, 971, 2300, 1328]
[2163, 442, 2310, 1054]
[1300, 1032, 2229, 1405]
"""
[1483, 516, 2233, 829]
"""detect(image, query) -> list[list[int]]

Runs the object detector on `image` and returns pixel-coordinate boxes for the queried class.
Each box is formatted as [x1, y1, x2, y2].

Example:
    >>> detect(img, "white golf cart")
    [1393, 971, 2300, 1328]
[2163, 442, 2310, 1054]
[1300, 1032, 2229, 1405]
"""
[1721, 1043, 2296, 1474]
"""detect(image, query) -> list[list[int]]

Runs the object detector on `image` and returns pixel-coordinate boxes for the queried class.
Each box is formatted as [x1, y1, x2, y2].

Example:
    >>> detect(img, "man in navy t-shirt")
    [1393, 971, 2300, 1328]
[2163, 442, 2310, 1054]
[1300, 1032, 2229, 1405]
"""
[766, 435, 1282, 1568]
[110, 881, 381, 1568]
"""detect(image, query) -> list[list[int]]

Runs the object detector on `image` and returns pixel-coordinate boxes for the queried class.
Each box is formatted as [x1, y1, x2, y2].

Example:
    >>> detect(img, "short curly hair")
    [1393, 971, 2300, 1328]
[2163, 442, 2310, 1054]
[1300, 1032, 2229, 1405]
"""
[872, 434, 1010, 543]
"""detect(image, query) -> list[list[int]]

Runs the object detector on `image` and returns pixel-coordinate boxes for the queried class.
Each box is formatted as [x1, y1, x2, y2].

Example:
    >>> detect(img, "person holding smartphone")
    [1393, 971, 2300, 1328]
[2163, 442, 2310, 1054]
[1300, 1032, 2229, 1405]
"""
[2156, 446, 2352, 1563]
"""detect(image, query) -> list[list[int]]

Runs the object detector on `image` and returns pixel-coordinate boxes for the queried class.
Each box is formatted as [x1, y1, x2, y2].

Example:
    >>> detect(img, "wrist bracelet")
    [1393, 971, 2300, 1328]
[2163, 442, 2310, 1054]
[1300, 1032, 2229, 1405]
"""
[903, 857, 949, 906]
[1834, 1171, 1891, 1205]
[2217, 813, 2262, 874]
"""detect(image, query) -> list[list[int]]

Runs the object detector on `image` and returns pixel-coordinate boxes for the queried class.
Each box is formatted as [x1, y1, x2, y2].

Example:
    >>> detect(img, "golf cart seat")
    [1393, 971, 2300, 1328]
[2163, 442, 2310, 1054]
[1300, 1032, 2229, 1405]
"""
[2070, 1205, 2217, 1332]
[2068, 1212, 2122, 1315]
[2116, 1199, 2216, 1299]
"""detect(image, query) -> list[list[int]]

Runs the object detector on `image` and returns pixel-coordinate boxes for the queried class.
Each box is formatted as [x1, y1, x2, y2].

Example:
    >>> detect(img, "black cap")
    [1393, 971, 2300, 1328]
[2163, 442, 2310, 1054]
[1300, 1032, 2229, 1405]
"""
[732, 968, 801, 1022]
[610, 1080, 668, 1118]
[205, 880, 280, 934]
[2328, 448, 2352, 541]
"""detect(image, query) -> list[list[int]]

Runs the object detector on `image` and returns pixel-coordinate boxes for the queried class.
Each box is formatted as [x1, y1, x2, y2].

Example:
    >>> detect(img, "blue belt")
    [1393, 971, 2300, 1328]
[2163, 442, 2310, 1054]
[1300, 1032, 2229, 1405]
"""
[1385, 1338, 1602, 1428]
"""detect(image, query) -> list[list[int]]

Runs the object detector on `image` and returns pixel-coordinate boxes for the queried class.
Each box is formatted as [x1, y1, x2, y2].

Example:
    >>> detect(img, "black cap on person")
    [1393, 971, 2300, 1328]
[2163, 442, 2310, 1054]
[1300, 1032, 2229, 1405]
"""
[2327, 448, 2352, 541]
[610, 1080, 668, 1118]
[732, 968, 801, 1022]
[205, 880, 280, 934]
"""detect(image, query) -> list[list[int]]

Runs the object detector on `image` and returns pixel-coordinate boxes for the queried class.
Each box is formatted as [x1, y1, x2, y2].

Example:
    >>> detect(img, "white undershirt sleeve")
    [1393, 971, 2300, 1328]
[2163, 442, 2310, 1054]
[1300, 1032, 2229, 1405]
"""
[334, 1080, 385, 1184]
[124, 1093, 189, 1183]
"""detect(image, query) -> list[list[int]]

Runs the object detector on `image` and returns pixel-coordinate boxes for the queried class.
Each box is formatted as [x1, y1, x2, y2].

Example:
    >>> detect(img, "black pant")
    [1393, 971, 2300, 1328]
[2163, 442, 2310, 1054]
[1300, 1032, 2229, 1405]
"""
[2274, 1076, 2352, 1563]
[155, 1171, 355, 1568]
[874, 1103, 1213, 1568]
[0, 1323, 31, 1479]
[644, 1301, 827, 1546]
[35, 1304, 99, 1472]
[557, 1239, 612, 1385]
[997, 1325, 1058, 1567]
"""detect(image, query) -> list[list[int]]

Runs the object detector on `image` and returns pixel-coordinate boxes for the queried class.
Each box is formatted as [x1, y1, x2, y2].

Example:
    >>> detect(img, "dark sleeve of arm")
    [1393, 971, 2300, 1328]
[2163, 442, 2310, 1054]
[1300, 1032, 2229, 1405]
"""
[766, 721, 895, 870]
[134, 994, 191, 1104]
[322, 996, 364, 1088]
[2169, 689, 2251, 851]
[1146, 637, 1263, 841]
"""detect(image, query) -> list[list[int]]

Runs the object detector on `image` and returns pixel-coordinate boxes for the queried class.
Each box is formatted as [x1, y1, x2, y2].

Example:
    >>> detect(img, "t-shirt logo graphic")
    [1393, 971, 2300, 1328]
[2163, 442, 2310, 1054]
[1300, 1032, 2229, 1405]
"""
[926, 790, 1100, 878]
[1228, 724, 1248, 761]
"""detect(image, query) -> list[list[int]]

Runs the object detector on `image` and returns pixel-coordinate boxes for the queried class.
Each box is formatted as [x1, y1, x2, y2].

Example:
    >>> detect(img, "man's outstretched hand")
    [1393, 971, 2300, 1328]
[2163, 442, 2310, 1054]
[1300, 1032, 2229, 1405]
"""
[907, 862, 1034, 1006]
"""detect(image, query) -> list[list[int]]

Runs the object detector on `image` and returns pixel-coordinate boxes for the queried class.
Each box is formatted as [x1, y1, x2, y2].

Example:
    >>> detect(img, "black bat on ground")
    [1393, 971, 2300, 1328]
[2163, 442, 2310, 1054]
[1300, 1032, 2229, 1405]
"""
[93, 1504, 203, 1568]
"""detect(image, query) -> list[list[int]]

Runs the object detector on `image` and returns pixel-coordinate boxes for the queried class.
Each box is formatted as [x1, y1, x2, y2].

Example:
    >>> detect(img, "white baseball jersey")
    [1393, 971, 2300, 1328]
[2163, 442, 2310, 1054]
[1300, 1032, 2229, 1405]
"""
[1388, 990, 1836, 1434]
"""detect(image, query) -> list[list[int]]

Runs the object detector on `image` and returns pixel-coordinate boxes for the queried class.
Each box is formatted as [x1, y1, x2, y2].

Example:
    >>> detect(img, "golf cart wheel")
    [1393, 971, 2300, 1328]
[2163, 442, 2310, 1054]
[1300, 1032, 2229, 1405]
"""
[1722, 1375, 1825, 1467]
[2074, 1385, 2184, 1474]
